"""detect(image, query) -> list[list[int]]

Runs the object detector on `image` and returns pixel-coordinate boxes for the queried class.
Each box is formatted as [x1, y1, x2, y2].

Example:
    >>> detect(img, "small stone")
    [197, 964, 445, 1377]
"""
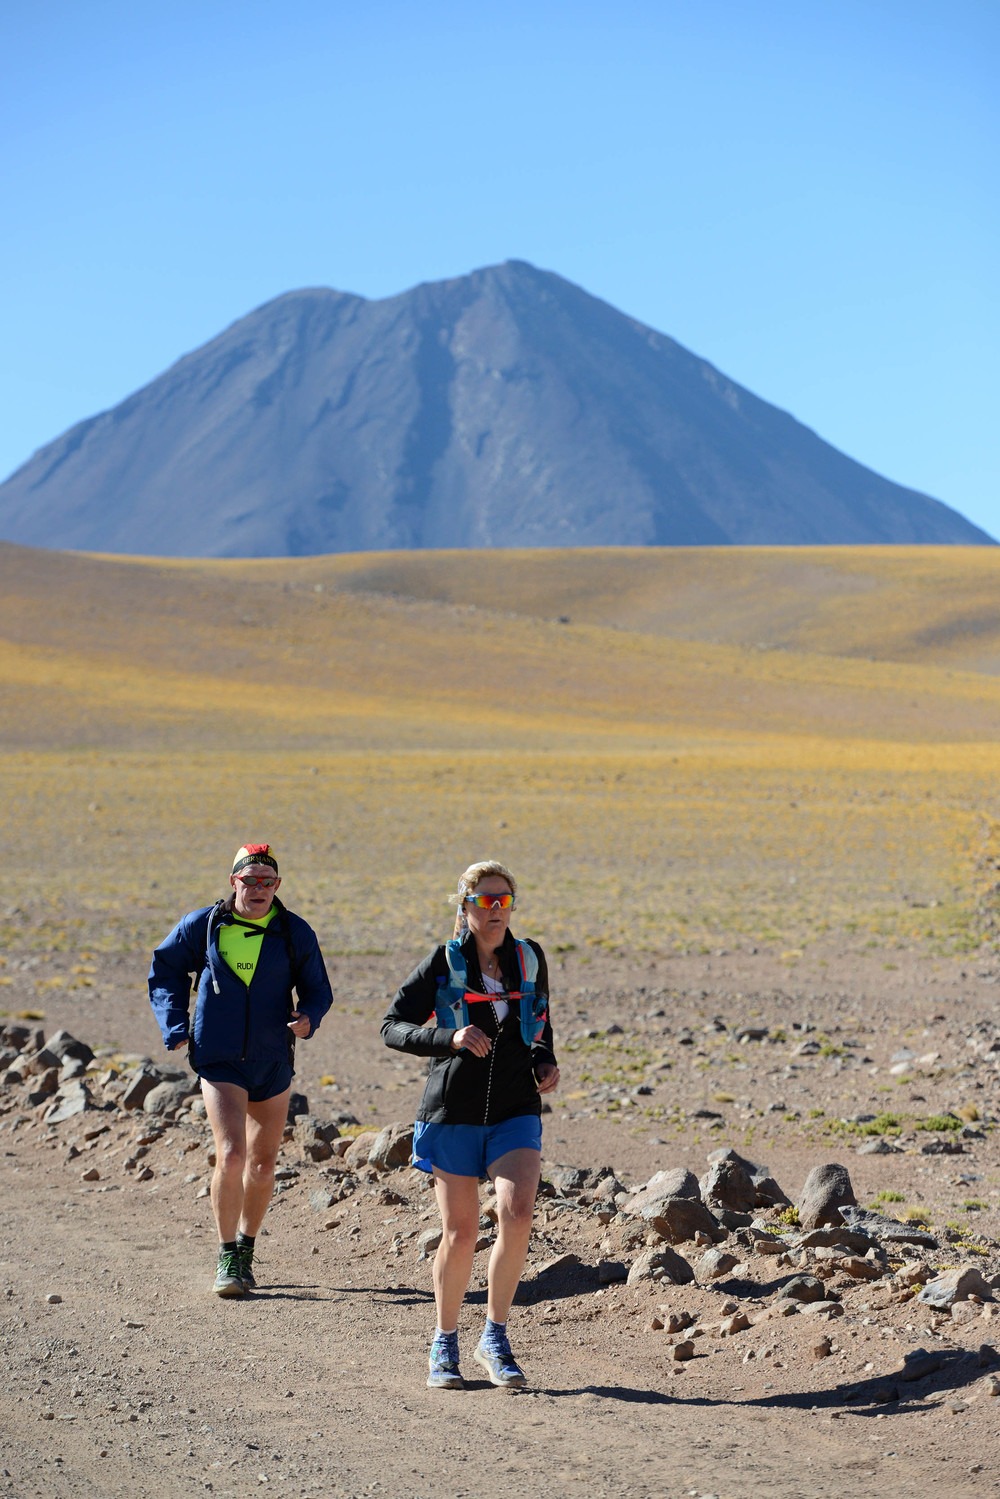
[812, 1336, 833, 1360]
[670, 1339, 696, 1361]
[45, 1294, 62, 1305]
[80, 1168, 100, 1182]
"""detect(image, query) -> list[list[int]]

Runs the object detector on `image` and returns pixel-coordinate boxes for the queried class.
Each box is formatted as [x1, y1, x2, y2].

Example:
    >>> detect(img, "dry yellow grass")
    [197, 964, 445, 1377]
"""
[1, 542, 998, 960]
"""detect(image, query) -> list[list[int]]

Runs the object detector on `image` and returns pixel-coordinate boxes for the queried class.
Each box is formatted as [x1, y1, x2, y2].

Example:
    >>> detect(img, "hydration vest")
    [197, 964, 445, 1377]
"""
[434, 939, 548, 1048]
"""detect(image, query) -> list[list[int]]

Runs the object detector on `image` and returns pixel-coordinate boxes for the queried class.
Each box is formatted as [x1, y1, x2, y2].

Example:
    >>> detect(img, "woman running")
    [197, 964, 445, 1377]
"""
[381, 859, 559, 1389]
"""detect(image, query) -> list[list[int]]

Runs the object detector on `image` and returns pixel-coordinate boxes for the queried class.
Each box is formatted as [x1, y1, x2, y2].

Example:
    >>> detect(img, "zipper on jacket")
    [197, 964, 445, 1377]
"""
[482, 1001, 499, 1125]
[241, 984, 251, 1061]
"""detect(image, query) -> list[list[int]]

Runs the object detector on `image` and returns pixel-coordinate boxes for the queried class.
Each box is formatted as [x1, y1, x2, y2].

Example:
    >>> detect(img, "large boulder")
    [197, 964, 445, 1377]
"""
[638, 1167, 702, 1201]
[368, 1122, 414, 1171]
[292, 1114, 340, 1161]
[918, 1266, 994, 1309]
[343, 1131, 380, 1168]
[121, 1068, 163, 1110]
[696, 1246, 740, 1282]
[43, 1080, 94, 1123]
[142, 1079, 197, 1117]
[700, 1159, 756, 1215]
[839, 1205, 939, 1249]
[627, 1247, 695, 1286]
[622, 1191, 726, 1245]
[797, 1163, 856, 1230]
[544, 1164, 590, 1195]
[777, 1274, 829, 1304]
[45, 1030, 95, 1067]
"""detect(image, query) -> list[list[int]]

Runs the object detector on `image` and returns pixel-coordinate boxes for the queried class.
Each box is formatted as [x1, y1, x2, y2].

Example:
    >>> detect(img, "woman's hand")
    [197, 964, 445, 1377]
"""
[450, 1025, 491, 1057]
[170, 1039, 189, 1052]
[288, 1011, 312, 1039]
[534, 1063, 560, 1094]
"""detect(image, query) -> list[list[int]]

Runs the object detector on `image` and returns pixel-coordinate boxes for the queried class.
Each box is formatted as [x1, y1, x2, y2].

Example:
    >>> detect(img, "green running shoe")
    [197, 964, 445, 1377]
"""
[213, 1247, 246, 1298]
[236, 1241, 256, 1290]
[427, 1333, 464, 1390]
[474, 1330, 526, 1387]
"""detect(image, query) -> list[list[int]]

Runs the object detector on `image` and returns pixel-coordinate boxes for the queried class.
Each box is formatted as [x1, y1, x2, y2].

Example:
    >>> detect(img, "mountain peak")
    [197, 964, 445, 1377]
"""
[0, 264, 991, 555]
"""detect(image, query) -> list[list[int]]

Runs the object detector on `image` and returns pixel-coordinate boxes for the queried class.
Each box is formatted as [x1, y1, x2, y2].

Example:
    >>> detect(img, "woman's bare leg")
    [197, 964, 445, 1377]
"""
[485, 1147, 540, 1324]
[431, 1168, 481, 1329]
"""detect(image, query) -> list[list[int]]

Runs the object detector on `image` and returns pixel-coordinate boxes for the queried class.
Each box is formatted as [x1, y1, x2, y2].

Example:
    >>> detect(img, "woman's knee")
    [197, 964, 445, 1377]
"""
[496, 1190, 536, 1230]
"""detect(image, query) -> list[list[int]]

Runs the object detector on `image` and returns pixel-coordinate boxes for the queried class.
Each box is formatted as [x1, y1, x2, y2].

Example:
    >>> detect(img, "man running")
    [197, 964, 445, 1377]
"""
[148, 843, 333, 1295]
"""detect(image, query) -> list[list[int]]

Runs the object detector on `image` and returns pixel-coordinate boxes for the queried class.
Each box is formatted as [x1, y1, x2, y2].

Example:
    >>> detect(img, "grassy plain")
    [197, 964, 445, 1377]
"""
[3, 543, 1000, 1499]
[1, 541, 998, 968]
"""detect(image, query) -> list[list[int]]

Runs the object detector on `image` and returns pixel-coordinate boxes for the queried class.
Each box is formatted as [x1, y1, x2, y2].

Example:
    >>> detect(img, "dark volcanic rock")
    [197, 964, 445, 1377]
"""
[0, 261, 990, 555]
[797, 1163, 857, 1230]
[700, 1159, 756, 1214]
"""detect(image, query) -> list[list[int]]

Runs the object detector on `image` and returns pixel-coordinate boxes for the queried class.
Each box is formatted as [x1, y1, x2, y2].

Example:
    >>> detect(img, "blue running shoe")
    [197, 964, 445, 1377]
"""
[427, 1333, 464, 1390]
[474, 1329, 527, 1388]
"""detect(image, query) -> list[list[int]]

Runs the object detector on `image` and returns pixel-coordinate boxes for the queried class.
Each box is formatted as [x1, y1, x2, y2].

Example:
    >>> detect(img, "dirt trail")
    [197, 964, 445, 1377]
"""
[2, 947, 999, 1499]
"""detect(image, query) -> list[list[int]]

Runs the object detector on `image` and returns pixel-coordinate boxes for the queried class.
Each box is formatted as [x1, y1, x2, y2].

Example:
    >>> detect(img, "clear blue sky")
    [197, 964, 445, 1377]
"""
[3, 0, 997, 539]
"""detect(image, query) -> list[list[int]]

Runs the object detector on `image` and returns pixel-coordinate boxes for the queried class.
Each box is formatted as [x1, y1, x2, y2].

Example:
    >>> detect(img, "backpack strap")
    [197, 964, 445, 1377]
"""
[435, 941, 471, 1030]
[437, 938, 547, 1047]
[514, 939, 548, 1047]
[195, 901, 226, 995]
[273, 901, 300, 1012]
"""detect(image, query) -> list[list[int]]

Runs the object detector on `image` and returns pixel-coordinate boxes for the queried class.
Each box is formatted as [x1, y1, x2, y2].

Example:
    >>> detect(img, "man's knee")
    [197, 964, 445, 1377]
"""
[245, 1152, 278, 1184]
[215, 1140, 247, 1175]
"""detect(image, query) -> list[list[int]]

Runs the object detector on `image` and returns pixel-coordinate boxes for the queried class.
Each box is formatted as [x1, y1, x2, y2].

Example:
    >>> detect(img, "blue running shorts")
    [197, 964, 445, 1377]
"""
[197, 1057, 293, 1103]
[412, 1114, 542, 1179]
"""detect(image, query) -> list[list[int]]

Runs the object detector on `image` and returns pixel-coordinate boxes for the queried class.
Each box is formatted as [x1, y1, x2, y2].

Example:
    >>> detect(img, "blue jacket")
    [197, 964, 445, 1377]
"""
[148, 898, 333, 1067]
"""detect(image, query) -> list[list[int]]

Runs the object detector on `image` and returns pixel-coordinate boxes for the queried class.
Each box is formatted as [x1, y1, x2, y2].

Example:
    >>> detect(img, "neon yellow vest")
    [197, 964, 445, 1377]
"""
[218, 907, 276, 987]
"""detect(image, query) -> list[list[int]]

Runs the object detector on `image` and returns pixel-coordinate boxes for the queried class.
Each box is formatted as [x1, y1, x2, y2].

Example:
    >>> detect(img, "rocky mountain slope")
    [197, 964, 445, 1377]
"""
[0, 261, 991, 555]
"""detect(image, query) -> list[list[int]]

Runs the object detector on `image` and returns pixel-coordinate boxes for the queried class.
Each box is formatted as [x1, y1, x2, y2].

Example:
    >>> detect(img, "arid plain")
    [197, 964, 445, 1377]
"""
[1, 542, 999, 1499]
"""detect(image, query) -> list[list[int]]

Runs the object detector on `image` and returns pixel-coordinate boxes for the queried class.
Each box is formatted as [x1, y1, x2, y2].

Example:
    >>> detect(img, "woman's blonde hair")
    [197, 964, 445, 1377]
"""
[450, 859, 517, 938]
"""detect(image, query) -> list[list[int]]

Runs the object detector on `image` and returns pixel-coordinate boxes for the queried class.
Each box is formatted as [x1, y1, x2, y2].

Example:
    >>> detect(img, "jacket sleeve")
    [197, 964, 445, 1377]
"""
[148, 910, 208, 1050]
[527, 939, 557, 1069]
[381, 947, 457, 1058]
[291, 919, 334, 1035]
